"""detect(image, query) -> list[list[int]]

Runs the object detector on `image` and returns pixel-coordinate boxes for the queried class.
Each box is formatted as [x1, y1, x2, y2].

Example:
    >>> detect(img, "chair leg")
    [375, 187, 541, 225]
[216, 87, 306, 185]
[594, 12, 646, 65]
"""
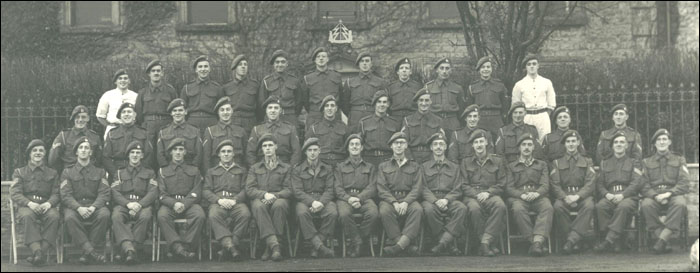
[152, 219, 157, 262]
[506, 211, 512, 255]
[379, 230, 385, 257]
[418, 227, 424, 254]
[463, 227, 470, 256]
[286, 221, 293, 257]
[369, 234, 376, 257]
[341, 229, 346, 258]
[293, 226, 300, 257]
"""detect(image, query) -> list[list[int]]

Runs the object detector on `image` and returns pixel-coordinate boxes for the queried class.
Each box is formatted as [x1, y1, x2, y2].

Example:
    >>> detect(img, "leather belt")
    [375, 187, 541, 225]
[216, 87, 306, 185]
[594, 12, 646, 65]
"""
[393, 191, 408, 197]
[655, 184, 672, 191]
[526, 108, 548, 115]
[472, 185, 487, 192]
[609, 184, 625, 193]
[437, 112, 457, 118]
[348, 188, 361, 194]
[30, 195, 45, 202]
[144, 115, 170, 121]
[320, 153, 344, 160]
[411, 146, 430, 152]
[309, 191, 323, 195]
[566, 186, 580, 193]
[351, 105, 372, 111]
[479, 109, 501, 115]
[189, 111, 214, 117]
[174, 195, 186, 200]
[521, 185, 537, 192]
[127, 194, 141, 200]
[363, 150, 389, 157]
[220, 191, 236, 197]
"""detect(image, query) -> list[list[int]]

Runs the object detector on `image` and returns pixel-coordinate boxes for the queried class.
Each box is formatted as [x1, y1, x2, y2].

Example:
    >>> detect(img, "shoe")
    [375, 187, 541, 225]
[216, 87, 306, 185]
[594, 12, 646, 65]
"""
[261, 246, 270, 261]
[124, 250, 137, 265]
[79, 254, 89, 265]
[529, 242, 544, 257]
[479, 243, 495, 257]
[230, 246, 241, 260]
[652, 239, 672, 254]
[562, 240, 575, 255]
[176, 248, 195, 260]
[431, 243, 447, 254]
[30, 249, 45, 266]
[87, 251, 106, 264]
[349, 241, 361, 258]
[489, 244, 501, 255]
[271, 244, 283, 262]
[317, 245, 335, 258]
[594, 240, 613, 253]
[448, 245, 462, 256]
[405, 245, 420, 256]
[382, 244, 403, 256]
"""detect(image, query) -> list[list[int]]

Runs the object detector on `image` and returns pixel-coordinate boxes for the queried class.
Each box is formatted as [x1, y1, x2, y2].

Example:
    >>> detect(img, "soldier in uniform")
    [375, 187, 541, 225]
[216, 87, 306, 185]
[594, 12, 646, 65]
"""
[466, 56, 507, 137]
[204, 140, 251, 261]
[377, 132, 424, 256]
[447, 104, 494, 163]
[542, 106, 586, 164]
[358, 90, 402, 166]
[421, 132, 466, 255]
[246, 96, 301, 165]
[505, 133, 553, 257]
[596, 104, 643, 162]
[549, 130, 596, 254]
[245, 133, 291, 262]
[49, 105, 102, 172]
[495, 102, 541, 163]
[11, 140, 60, 266]
[640, 129, 690, 254]
[156, 138, 205, 260]
[110, 140, 158, 264]
[594, 131, 643, 253]
[424, 58, 466, 133]
[302, 47, 344, 128]
[224, 54, 260, 135]
[460, 129, 507, 257]
[134, 59, 178, 164]
[387, 57, 422, 121]
[103, 102, 151, 181]
[291, 138, 337, 258]
[60, 137, 111, 264]
[402, 88, 445, 164]
[306, 95, 349, 167]
[335, 134, 379, 258]
[343, 52, 388, 129]
[203, 97, 248, 170]
[156, 99, 203, 168]
[259, 50, 303, 130]
[181, 55, 225, 134]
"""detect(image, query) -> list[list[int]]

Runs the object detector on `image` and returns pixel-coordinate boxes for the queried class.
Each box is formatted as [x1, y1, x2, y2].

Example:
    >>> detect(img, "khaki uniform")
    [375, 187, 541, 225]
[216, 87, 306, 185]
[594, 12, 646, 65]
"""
[425, 79, 466, 132]
[156, 122, 203, 168]
[460, 154, 507, 242]
[111, 165, 158, 251]
[245, 161, 293, 239]
[495, 123, 541, 163]
[421, 159, 467, 238]
[48, 128, 102, 171]
[467, 78, 507, 136]
[292, 161, 338, 240]
[303, 69, 343, 127]
[334, 158, 379, 240]
[542, 129, 587, 164]
[156, 162, 205, 249]
[306, 118, 349, 166]
[260, 72, 303, 128]
[180, 78, 225, 133]
[224, 77, 261, 135]
[596, 126, 643, 162]
[204, 163, 251, 243]
[343, 73, 388, 128]
[596, 155, 642, 242]
[135, 83, 178, 161]
[640, 152, 690, 236]
[60, 163, 111, 248]
[203, 121, 248, 169]
[402, 112, 444, 164]
[11, 162, 61, 248]
[505, 158, 553, 240]
[550, 153, 596, 244]
[447, 127, 494, 163]
[377, 158, 424, 242]
[359, 114, 401, 166]
[103, 124, 152, 179]
[387, 79, 422, 121]
[246, 120, 301, 165]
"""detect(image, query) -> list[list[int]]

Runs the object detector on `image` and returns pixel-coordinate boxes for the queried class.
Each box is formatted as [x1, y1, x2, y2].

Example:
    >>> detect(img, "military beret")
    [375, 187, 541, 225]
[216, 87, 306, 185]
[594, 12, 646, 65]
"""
[560, 130, 581, 144]
[116, 102, 135, 119]
[460, 104, 479, 120]
[344, 133, 362, 149]
[167, 137, 187, 152]
[311, 47, 328, 61]
[112, 69, 128, 83]
[319, 95, 337, 112]
[433, 58, 451, 70]
[230, 54, 247, 70]
[126, 140, 144, 154]
[355, 51, 371, 66]
[610, 103, 628, 115]
[192, 55, 209, 70]
[262, 95, 281, 109]
[552, 106, 570, 120]
[412, 88, 429, 102]
[427, 132, 447, 145]
[521, 53, 538, 68]
[516, 133, 535, 146]
[611, 131, 627, 147]
[72, 136, 91, 154]
[145, 59, 162, 74]
[215, 139, 234, 154]
[25, 139, 46, 156]
[257, 133, 277, 150]
[387, 131, 407, 146]
[371, 90, 390, 106]
[651, 128, 671, 144]
[214, 96, 232, 113]
[467, 129, 489, 144]
[475, 56, 493, 71]
[269, 49, 288, 65]
[394, 57, 411, 72]
[508, 102, 526, 118]
[167, 98, 186, 113]
[70, 105, 89, 121]
[302, 137, 320, 152]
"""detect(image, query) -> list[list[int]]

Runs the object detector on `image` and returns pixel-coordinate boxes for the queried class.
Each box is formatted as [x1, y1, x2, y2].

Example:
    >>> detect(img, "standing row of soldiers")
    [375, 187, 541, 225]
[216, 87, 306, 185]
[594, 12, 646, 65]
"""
[11, 50, 689, 266]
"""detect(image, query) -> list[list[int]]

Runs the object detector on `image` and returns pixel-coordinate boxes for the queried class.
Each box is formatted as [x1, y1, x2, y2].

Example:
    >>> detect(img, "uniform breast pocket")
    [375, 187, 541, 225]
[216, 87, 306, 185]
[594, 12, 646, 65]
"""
[504, 133, 518, 153]
[135, 173, 152, 194]
[666, 160, 680, 180]
[205, 88, 220, 99]
[363, 122, 378, 134]
[423, 169, 439, 189]
[86, 173, 102, 192]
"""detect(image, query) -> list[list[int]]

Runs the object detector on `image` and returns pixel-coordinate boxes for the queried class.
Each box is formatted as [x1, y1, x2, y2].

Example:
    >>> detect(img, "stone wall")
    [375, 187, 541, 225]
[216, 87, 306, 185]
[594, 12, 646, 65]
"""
[677, 1, 700, 51]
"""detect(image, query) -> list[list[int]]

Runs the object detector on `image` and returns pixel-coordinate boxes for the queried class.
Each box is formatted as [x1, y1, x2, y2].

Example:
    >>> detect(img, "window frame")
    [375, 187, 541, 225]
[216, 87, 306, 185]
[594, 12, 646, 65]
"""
[175, 1, 239, 33]
[306, 1, 369, 31]
[60, 1, 124, 33]
[419, 1, 462, 30]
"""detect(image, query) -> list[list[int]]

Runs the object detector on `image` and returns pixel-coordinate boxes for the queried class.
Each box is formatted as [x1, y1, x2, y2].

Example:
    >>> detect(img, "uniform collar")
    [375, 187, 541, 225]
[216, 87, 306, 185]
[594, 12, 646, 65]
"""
[234, 75, 247, 84]
[75, 161, 93, 173]
[127, 163, 141, 174]
[436, 78, 448, 87]
[266, 120, 281, 129]
[399, 78, 411, 85]
[218, 120, 232, 129]
[566, 152, 579, 162]
[71, 127, 88, 135]
[173, 120, 187, 129]
[219, 161, 236, 171]
[349, 156, 364, 167]
[392, 156, 407, 167]
[171, 160, 185, 169]
[265, 156, 278, 170]
[428, 157, 447, 168]
[654, 150, 670, 160]
[359, 72, 371, 79]
[197, 77, 209, 84]
[316, 68, 328, 75]
[517, 156, 534, 167]
[150, 82, 163, 92]
[28, 160, 44, 171]
[473, 153, 492, 166]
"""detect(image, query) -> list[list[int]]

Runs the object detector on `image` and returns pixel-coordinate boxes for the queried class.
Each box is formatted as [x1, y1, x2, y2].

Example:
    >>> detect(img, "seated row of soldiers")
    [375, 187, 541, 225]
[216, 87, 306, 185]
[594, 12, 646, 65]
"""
[11, 109, 689, 266]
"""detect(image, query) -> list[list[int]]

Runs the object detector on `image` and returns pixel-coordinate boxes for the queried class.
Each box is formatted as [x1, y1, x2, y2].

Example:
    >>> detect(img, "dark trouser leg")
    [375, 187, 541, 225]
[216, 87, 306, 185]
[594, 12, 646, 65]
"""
[251, 199, 276, 239]
[208, 205, 233, 241]
[270, 199, 290, 236]
[181, 205, 205, 246]
[112, 206, 135, 247]
[230, 203, 252, 241]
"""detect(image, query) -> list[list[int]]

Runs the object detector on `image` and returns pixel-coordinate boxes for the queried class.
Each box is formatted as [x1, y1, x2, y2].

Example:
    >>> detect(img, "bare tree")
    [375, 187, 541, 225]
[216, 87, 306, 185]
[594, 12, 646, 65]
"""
[456, 1, 579, 86]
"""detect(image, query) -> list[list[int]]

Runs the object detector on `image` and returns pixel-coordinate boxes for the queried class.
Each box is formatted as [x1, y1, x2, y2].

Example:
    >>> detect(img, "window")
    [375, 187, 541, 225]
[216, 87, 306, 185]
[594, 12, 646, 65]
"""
[544, 1, 588, 27]
[318, 1, 359, 24]
[656, 1, 679, 48]
[60, 1, 123, 33]
[428, 1, 459, 20]
[176, 1, 237, 32]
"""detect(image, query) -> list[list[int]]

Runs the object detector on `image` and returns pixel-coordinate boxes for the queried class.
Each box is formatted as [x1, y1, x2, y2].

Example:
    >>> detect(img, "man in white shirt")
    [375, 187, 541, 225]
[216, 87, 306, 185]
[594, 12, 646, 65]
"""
[96, 69, 138, 139]
[511, 54, 556, 143]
